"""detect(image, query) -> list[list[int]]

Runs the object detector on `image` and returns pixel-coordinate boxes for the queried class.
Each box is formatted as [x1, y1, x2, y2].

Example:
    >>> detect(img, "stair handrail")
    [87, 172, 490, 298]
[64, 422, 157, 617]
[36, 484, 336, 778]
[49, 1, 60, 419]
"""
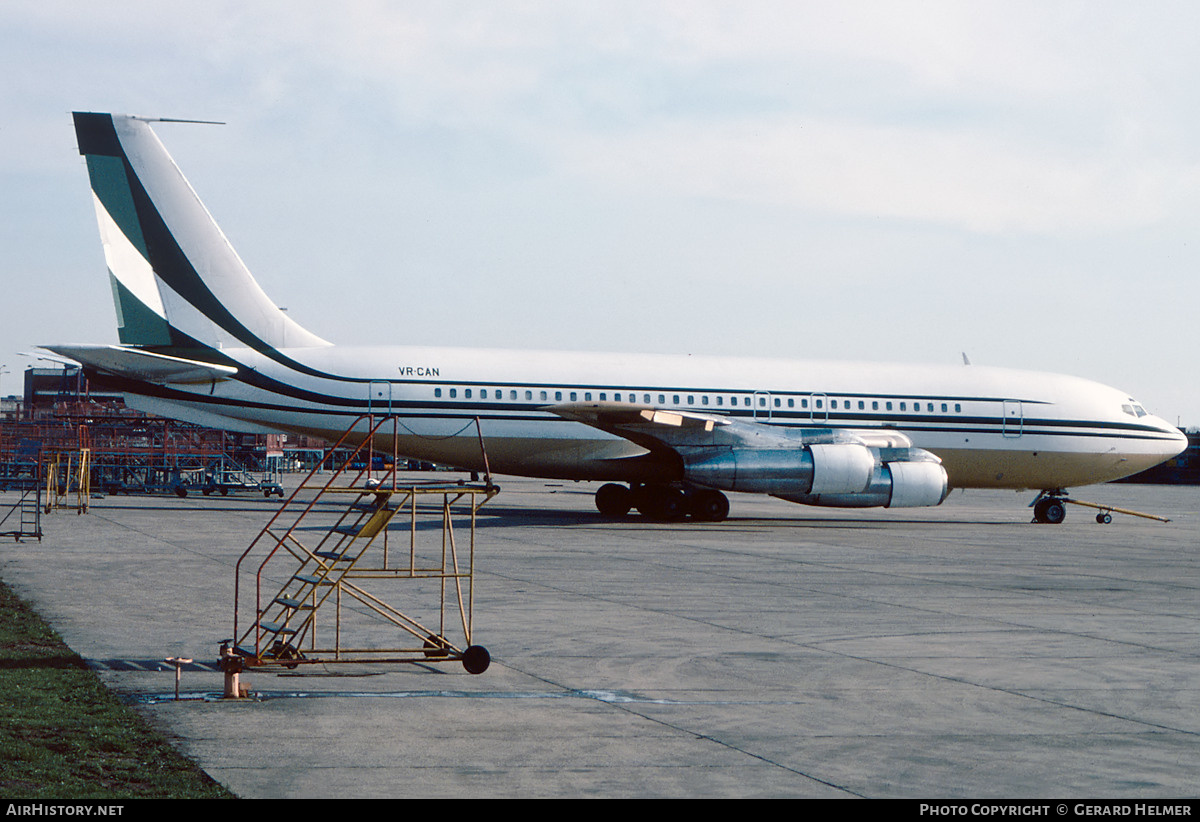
[232, 414, 396, 651]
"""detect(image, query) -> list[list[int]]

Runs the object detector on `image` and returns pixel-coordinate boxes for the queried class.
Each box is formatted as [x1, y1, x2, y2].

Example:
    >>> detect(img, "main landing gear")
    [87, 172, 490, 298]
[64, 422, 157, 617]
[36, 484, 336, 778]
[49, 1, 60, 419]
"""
[595, 483, 730, 522]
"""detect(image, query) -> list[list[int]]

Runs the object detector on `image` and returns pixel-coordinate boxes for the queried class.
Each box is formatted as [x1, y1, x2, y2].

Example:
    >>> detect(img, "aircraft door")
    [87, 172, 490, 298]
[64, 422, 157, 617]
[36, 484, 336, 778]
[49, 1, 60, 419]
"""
[810, 393, 828, 424]
[1002, 399, 1022, 438]
[368, 380, 394, 415]
[753, 392, 772, 421]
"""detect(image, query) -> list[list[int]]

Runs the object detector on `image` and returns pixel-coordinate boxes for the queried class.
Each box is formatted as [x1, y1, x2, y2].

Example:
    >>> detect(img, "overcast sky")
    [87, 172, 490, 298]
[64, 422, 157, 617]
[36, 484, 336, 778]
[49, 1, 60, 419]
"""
[3, 1, 1199, 426]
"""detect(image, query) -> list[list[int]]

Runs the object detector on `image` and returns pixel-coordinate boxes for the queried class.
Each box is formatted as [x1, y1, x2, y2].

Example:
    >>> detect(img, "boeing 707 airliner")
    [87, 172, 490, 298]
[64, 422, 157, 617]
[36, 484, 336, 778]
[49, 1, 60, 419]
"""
[46, 112, 1187, 524]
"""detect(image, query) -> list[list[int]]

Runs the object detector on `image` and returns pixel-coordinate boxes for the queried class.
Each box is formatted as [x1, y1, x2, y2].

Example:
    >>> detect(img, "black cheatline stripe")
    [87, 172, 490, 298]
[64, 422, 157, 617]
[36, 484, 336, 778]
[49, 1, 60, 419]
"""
[742, 412, 1171, 437]
[107, 374, 1177, 445]
[396, 376, 1052, 406]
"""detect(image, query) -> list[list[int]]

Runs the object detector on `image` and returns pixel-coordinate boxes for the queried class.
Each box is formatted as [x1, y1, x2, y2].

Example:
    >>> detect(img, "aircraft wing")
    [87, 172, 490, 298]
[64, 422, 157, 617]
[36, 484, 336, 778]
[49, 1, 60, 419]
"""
[548, 400, 947, 509]
[546, 401, 912, 453]
[40, 344, 237, 385]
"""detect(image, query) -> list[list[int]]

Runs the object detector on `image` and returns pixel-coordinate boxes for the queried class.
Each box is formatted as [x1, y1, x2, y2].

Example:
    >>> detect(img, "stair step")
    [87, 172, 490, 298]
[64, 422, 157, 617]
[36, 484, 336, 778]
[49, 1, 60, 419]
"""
[273, 596, 312, 609]
[260, 622, 297, 635]
[315, 551, 348, 561]
[294, 574, 328, 585]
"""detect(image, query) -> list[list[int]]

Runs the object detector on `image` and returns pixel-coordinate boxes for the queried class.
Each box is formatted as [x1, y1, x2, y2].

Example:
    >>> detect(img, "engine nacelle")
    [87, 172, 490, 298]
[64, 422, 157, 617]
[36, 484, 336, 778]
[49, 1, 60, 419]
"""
[776, 456, 949, 508]
[682, 443, 875, 496]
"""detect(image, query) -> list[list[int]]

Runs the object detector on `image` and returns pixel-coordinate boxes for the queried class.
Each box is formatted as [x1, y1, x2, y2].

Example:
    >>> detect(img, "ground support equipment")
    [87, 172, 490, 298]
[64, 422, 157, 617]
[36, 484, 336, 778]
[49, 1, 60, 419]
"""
[1062, 497, 1170, 524]
[231, 415, 498, 679]
[1031, 490, 1170, 524]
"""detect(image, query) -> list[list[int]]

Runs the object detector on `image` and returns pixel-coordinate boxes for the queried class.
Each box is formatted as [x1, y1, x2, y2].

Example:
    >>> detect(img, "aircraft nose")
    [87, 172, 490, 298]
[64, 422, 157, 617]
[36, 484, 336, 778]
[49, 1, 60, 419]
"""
[1157, 420, 1189, 458]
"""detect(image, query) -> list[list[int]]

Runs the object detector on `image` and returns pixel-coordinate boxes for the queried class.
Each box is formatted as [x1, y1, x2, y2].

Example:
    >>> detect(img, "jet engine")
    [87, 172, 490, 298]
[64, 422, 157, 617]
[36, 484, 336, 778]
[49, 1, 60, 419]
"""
[776, 454, 948, 508]
[682, 442, 876, 496]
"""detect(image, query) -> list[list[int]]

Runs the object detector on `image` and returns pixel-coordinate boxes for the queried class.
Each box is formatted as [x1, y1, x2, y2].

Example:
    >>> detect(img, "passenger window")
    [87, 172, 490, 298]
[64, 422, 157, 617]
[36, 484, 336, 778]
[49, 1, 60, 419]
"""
[434, 388, 442, 398]
[673, 395, 680, 404]
[584, 392, 592, 401]
[702, 396, 709, 406]
[801, 399, 808, 409]
[900, 402, 906, 411]
[510, 390, 518, 400]
[787, 398, 794, 408]
[941, 403, 947, 413]
[450, 389, 457, 398]
[955, 403, 961, 412]
[599, 393, 607, 401]
[525, 390, 532, 401]
[872, 401, 879, 410]
[555, 391, 562, 401]
[540, 391, 548, 401]
[831, 400, 838, 409]
[658, 395, 666, 404]
[858, 401, 865, 410]
[644, 394, 651, 404]
[570, 392, 577, 401]
[465, 389, 472, 399]
[886, 401, 893, 411]
[716, 396, 723, 406]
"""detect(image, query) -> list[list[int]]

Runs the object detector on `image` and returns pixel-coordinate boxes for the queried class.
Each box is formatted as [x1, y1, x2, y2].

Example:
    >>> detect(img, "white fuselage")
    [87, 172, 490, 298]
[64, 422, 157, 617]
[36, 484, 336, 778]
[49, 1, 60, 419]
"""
[125, 343, 1186, 492]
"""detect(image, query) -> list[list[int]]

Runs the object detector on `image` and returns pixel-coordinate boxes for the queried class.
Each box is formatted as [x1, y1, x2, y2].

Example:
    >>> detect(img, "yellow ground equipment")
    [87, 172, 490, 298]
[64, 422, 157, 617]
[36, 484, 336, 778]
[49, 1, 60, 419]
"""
[230, 415, 498, 675]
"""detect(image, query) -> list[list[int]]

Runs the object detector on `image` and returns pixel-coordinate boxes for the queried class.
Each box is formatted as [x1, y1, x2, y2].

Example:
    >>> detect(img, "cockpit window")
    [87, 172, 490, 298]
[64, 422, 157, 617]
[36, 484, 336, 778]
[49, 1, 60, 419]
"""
[1122, 401, 1149, 418]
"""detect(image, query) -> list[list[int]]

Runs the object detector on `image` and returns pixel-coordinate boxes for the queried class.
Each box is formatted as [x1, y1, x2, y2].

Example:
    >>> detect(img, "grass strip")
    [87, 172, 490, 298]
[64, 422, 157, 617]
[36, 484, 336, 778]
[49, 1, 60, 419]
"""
[0, 576, 234, 799]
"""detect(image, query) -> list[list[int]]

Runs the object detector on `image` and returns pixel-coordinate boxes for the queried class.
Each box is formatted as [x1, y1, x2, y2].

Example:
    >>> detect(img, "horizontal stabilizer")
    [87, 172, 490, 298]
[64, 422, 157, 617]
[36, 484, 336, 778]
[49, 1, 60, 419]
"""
[40, 344, 237, 384]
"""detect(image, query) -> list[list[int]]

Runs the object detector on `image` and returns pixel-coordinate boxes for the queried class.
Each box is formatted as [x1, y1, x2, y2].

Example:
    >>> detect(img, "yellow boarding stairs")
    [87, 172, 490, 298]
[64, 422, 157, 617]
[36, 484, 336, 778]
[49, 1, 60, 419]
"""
[231, 415, 497, 675]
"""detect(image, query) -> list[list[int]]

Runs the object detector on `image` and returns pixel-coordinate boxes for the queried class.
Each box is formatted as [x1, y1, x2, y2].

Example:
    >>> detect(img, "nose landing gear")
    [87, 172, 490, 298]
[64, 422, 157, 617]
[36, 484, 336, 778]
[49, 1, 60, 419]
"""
[1032, 493, 1067, 524]
[1030, 490, 1170, 525]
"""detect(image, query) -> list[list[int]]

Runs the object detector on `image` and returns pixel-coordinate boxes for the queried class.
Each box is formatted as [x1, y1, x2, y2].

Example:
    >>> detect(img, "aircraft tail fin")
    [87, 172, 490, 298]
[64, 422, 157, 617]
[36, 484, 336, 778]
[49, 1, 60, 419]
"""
[71, 112, 330, 355]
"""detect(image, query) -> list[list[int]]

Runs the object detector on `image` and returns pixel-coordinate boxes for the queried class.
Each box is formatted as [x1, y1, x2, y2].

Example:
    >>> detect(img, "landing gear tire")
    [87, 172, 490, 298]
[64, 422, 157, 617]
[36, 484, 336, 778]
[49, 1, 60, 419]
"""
[636, 486, 686, 521]
[595, 483, 632, 517]
[1034, 498, 1066, 524]
[689, 489, 730, 522]
[1096, 512, 1112, 524]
